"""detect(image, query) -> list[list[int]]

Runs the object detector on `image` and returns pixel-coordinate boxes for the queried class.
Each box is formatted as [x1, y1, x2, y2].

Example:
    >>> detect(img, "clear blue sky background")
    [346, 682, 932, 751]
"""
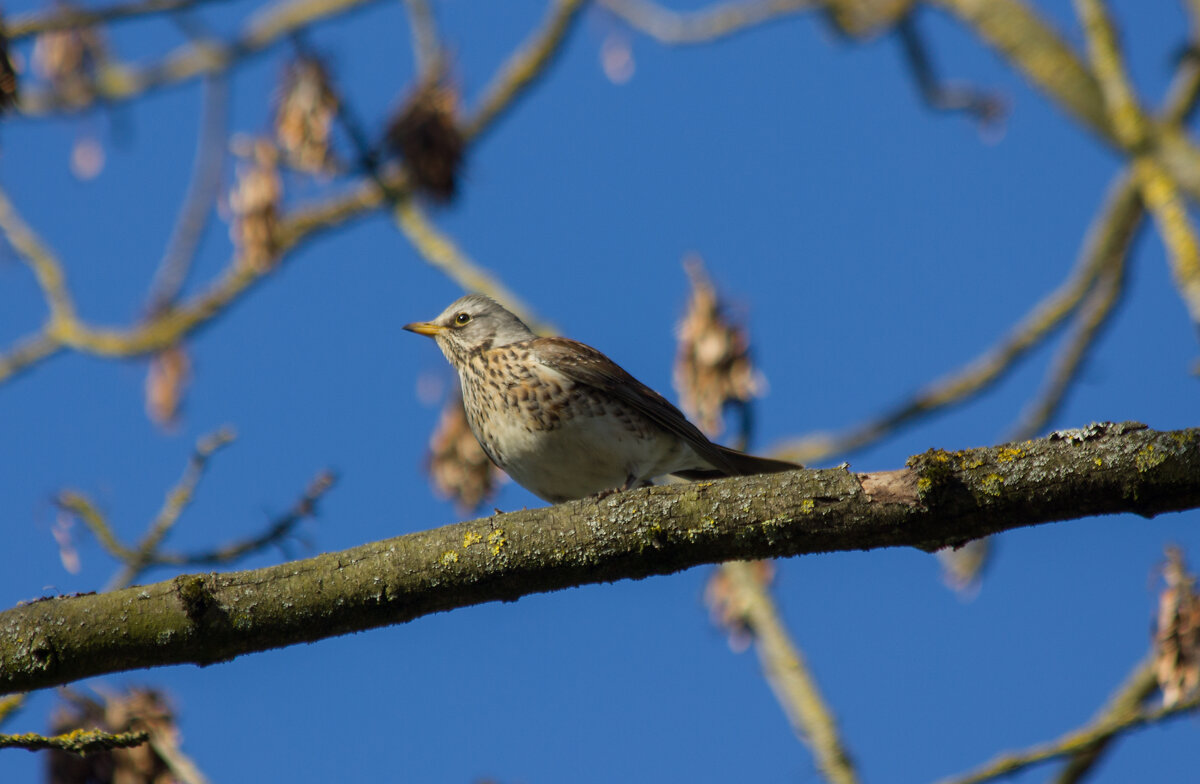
[2, 0, 1198, 781]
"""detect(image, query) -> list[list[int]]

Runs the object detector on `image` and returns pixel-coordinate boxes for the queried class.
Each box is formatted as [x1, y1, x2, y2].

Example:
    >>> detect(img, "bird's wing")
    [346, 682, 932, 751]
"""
[531, 337, 743, 474]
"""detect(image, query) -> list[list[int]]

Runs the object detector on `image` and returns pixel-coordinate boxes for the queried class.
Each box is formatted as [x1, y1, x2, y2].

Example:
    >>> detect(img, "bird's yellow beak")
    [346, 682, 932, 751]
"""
[403, 321, 444, 337]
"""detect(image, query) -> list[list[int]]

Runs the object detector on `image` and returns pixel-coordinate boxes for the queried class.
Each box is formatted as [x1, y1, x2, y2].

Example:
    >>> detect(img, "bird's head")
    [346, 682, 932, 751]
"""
[404, 294, 536, 365]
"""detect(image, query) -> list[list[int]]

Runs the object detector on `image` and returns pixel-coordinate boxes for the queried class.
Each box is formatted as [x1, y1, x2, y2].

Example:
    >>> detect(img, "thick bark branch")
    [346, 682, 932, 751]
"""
[2, 423, 1198, 696]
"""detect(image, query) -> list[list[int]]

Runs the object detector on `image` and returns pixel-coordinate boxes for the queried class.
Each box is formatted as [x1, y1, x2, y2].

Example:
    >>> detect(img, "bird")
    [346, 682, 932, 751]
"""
[404, 294, 800, 503]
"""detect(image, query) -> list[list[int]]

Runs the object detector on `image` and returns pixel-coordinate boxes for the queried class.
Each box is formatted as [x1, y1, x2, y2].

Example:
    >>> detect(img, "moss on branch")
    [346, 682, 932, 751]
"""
[1, 422, 1198, 696]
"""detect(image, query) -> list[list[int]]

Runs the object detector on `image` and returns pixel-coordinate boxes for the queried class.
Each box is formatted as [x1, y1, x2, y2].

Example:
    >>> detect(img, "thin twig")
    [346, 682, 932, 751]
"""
[393, 197, 551, 332]
[463, 0, 586, 142]
[147, 75, 231, 313]
[0, 185, 77, 323]
[0, 695, 24, 728]
[600, 0, 817, 44]
[1008, 241, 1126, 440]
[722, 561, 859, 784]
[56, 492, 136, 562]
[17, 0, 386, 115]
[1053, 658, 1160, 784]
[107, 428, 237, 589]
[0, 331, 62, 384]
[935, 669, 1200, 784]
[7, 0, 234, 39]
[403, 0, 441, 77]
[1076, 0, 1200, 333]
[147, 469, 336, 568]
[770, 170, 1139, 464]
[895, 13, 1004, 126]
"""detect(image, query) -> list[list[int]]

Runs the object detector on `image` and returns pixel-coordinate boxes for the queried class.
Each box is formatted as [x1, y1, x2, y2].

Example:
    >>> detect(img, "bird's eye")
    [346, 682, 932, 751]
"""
[454, 312, 471, 325]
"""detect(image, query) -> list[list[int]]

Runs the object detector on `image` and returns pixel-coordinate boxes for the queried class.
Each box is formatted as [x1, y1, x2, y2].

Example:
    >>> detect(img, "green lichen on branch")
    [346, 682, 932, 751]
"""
[0, 727, 148, 753]
[1, 423, 1198, 696]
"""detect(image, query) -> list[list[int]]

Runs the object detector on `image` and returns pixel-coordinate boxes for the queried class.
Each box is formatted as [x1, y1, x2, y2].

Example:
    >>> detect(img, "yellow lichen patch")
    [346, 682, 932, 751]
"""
[462, 531, 483, 548]
[959, 457, 985, 470]
[1094, 457, 1103, 467]
[997, 447, 1025, 462]
[440, 550, 459, 566]
[1136, 444, 1168, 472]
[917, 477, 933, 494]
[800, 498, 815, 514]
[980, 473, 1005, 498]
[487, 528, 507, 556]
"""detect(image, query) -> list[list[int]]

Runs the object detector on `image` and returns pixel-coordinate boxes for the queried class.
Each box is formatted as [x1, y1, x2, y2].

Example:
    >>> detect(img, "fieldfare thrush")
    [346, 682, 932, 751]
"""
[405, 294, 799, 503]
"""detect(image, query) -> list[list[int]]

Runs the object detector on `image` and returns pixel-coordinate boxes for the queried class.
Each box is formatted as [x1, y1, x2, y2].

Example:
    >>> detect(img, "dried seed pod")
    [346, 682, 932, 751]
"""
[385, 78, 464, 201]
[229, 138, 283, 273]
[1154, 547, 1200, 707]
[936, 538, 989, 597]
[274, 55, 340, 174]
[46, 688, 189, 784]
[32, 24, 106, 107]
[427, 394, 500, 512]
[145, 343, 190, 429]
[704, 561, 774, 652]
[674, 255, 765, 439]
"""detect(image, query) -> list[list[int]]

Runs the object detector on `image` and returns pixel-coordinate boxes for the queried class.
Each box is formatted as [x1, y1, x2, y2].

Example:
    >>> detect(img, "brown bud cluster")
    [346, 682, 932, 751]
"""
[674, 255, 764, 439]
[145, 343, 191, 430]
[229, 138, 282, 274]
[1154, 547, 1200, 708]
[704, 560, 774, 652]
[46, 688, 192, 784]
[0, 26, 18, 112]
[385, 79, 464, 202]
[274, 55, 339, 175]
[33, 24, 106, 107]
[427, 394, 500, 512]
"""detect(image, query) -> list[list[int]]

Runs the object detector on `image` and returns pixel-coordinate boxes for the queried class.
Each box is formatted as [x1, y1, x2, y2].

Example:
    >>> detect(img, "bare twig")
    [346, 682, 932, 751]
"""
[771, 170, 1139, 464]
[108, 428, 238, 589]
[1008, 217, 1128, 440]
[1076, 0, 1200, 333]
[18, 0, 386, 115]
[0, 728, 149, 753]
[935, 663, 1199, 784]
[147, 469, 336, 568]
[0, 695, 23, 728]
[7, 0, 234, 39]
[55, 492, 135, 562]
[147, 75, 231, 313]
[721, 561, 859, 784]
[463, 0, 586, 142]
[600, 0, 817, 44]
[403, 0, 441, 76]
[0, 184, 77, 323]
[1052, 658, 1160, 784]
[896, 13, 1004, 126]
[393, 197, 551, 332]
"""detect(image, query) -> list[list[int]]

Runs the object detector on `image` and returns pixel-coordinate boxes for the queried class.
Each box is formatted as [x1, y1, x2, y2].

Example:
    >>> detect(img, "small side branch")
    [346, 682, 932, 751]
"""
[0, 729, 149, 753]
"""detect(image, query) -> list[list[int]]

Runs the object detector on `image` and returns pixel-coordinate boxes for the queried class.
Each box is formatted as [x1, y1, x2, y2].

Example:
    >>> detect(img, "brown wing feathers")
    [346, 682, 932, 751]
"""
[534, 338, 799, 477]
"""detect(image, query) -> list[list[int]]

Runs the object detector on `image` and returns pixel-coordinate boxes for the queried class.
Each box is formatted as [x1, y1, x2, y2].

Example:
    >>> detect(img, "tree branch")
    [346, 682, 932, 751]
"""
[7, 0, 233, 39]
[1, 423, 1197, 696]
[0, 728, 149, 753]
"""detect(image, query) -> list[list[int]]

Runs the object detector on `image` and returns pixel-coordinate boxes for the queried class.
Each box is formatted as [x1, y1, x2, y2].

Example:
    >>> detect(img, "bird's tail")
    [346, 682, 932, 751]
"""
[674, 445, 800, 481]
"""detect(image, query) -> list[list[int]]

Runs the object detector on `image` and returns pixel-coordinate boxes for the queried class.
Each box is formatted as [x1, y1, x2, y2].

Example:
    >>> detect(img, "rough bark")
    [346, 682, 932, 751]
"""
[2, 422, 1197, 696]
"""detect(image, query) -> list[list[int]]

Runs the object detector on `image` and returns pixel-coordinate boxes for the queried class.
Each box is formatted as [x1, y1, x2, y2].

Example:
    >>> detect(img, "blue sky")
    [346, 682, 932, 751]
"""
[2, 0, 1198, 781]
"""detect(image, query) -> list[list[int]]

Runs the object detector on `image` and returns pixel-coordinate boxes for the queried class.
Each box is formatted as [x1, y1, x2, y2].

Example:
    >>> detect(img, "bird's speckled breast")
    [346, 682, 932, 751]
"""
[454, 341, 682, 500]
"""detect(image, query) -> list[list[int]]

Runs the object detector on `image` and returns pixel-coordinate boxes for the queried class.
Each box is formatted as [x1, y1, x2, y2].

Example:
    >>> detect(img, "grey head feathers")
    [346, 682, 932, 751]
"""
[423, 294, 537, 364]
